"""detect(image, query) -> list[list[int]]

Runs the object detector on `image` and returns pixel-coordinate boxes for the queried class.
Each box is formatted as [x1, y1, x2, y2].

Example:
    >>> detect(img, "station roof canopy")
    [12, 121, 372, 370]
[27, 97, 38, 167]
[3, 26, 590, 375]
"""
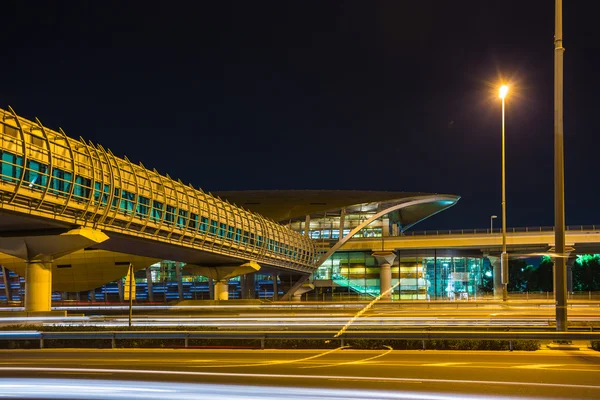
[213, 190, 460, 231]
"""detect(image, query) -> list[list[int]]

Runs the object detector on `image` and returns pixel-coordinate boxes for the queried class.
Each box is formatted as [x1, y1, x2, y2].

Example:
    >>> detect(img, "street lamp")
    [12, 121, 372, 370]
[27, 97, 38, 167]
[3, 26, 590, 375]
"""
[490, 215, 497, 234]
[499, 85, 509, 302]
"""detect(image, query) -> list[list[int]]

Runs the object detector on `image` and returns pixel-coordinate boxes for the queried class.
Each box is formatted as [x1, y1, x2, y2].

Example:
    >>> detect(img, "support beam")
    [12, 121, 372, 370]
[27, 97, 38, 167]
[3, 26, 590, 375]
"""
[186, 262, 260, 301]
[24, 261, 52, 312]
[292, 282, 315, 302]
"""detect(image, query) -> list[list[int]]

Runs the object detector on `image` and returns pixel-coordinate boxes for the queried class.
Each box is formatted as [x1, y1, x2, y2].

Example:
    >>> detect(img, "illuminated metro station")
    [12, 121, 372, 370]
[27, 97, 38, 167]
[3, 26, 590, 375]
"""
[1, 106, 599, 309]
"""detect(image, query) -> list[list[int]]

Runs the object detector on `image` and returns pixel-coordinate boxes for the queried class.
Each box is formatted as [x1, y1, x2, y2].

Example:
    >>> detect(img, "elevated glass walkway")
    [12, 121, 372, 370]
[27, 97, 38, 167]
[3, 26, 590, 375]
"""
[0, 106, 317, 273]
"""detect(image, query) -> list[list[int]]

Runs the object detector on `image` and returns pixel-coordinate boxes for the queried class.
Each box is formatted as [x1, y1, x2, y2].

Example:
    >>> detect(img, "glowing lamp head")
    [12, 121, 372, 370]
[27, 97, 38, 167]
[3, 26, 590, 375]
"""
[499, 85, 509, 99]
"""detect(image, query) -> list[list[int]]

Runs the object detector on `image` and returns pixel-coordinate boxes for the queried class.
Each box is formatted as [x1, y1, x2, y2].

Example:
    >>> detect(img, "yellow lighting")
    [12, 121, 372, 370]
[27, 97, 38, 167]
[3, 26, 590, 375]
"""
[499, 85, 509, 99]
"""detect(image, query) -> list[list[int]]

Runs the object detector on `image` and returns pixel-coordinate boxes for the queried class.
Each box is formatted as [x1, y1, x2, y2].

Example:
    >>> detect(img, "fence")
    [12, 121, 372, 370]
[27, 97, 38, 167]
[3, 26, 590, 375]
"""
[405, 225, 599, 236]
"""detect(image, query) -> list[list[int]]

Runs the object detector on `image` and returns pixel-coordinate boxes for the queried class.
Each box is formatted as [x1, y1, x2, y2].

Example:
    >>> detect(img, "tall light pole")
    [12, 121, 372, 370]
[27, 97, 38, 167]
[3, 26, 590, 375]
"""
[554, 0, 567, 331]
[499, 84, 509, 302]
[490, 215, 497, 234]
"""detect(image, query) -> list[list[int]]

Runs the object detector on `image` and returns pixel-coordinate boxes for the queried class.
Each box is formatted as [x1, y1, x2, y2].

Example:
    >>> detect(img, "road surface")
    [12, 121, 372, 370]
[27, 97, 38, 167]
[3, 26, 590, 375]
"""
[0, 347, 599, 398]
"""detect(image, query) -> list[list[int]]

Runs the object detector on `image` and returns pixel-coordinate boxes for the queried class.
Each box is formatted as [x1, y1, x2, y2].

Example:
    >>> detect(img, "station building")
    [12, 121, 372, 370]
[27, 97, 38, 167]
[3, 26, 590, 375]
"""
[2, 190, 478, 302]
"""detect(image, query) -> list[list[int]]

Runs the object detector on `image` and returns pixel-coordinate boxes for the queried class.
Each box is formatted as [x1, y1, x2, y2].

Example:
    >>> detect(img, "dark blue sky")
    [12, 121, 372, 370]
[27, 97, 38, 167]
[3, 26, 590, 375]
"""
[2, 1, 599, 230]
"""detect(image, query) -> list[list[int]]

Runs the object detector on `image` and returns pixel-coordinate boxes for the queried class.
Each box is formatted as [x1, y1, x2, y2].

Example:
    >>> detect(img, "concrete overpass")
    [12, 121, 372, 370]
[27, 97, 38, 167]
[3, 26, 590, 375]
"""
[340, 227, 600, 254]
[338, 226, 600, 295]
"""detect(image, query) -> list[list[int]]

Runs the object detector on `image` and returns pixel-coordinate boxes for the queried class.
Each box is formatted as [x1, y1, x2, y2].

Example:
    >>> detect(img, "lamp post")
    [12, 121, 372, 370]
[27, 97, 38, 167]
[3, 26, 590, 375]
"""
[554, 0, 567, 332]
[499, 85, 509, 302]
[490, 215, 497, 234]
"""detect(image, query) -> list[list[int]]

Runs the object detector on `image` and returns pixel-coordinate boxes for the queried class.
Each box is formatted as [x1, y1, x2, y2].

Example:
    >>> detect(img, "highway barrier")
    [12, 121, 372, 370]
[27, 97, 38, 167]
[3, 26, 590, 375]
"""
[1, 330, 599, 350]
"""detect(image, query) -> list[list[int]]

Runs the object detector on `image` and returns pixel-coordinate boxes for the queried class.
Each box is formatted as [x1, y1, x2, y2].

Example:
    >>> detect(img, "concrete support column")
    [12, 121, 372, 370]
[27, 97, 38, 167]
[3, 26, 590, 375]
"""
[214, 280, 229, 300]
[146, 267, 154, 302]
[24, 261, 53, 312]
[0, 228, 109, 312]
[488, 256, 503, 299]
[372, 251, 397, 300]
[272, 275, 278, 300]
[176, 264, 183, 300]
[292, 293, 303, 302]
[379, 264, 392, 300]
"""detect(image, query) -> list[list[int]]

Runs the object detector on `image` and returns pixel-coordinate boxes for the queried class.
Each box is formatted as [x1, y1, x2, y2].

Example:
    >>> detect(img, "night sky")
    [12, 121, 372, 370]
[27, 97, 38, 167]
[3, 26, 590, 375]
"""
[2, 1, 599, 230]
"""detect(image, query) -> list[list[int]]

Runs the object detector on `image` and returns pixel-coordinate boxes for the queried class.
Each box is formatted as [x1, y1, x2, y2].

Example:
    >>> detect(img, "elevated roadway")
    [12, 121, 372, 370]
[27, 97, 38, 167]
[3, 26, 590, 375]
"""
[340, 227, 600, 254]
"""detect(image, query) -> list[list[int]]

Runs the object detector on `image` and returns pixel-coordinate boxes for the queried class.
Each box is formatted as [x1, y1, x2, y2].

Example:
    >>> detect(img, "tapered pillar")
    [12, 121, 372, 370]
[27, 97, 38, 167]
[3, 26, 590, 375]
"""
[379, 264, 392, 300]
[214, 280, 229, 300]
[0, 228, 109, 312]
[488, 256, 504, 299]
[186, 262, 261, 301]
[372, 251, 397, 300]
[24, 261, 53, 312]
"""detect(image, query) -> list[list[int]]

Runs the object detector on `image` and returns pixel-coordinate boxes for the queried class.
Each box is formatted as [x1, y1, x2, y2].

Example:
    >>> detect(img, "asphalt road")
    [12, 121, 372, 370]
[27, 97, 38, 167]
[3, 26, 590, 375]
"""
[1, 348, 599, 399]
[3, 302, 600, 329]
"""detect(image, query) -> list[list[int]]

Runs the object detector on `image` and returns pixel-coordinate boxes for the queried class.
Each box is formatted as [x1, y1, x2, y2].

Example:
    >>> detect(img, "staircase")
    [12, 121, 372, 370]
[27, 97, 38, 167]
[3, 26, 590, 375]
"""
[332, 275, 378, 297]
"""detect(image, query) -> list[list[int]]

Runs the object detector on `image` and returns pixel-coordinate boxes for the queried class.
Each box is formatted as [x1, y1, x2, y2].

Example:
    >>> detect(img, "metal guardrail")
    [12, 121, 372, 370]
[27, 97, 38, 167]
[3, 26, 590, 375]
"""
[1, 330, 599, 349]
[405, 225, 599, 236]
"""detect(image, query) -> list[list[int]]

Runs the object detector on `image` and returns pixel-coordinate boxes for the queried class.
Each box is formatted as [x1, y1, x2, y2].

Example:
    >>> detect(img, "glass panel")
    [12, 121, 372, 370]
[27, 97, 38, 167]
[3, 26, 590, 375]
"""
[177, 209, 188, 229]
[25, 160, 48, 191]
[1, 151, 23, 183]
[151, 201, 163, 222]
[189, 213, 198, 229]
[137, 196, 150, 217]
[50, 168, 72, 196]
[165, 205, 176, 225]
[73, 175, 91, 200]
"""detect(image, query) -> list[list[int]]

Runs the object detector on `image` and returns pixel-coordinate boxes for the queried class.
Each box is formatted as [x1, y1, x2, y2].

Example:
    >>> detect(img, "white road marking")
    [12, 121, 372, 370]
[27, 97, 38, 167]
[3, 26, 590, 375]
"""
[0, 366, 598, 391]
